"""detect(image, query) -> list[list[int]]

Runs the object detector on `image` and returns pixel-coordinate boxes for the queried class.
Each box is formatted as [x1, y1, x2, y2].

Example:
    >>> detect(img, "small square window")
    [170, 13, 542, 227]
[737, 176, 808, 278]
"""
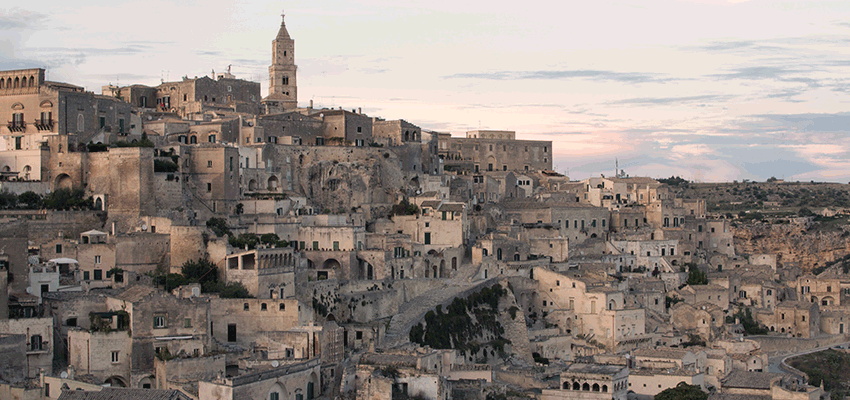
[261, 303, 267, 311]
[207, 160, 213, 168]
[243, 303, 250, 311]
[279, 303, 285, 311]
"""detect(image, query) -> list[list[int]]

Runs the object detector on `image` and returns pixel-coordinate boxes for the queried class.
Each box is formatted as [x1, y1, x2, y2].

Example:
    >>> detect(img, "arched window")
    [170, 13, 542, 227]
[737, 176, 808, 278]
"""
[582, 383, 590, 391]
[190, 136, 197, 144]
[592, 383, 600, 392]
[208, 135, 216, 143]
[0, 79, 4, 89]
[77, 114, 85, 132]
[602, 384, 608, 392]
[14, 77, 19, 88]
[573, 382, 580, 390]
[563, 382, 569, 390]
[482, 249, 488, 256]
[497, 248, 502, 260]
[28, 76, 34, 87]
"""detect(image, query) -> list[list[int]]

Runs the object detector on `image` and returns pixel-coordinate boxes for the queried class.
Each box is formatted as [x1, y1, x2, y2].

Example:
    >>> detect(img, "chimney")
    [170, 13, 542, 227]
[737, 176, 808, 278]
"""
[309, 99, 313, 109]
[358, 107, 362, 114]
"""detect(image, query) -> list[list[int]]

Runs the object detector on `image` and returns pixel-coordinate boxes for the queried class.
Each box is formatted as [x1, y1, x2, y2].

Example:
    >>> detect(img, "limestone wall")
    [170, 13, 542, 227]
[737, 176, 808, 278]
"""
[748, 334, 847, 354]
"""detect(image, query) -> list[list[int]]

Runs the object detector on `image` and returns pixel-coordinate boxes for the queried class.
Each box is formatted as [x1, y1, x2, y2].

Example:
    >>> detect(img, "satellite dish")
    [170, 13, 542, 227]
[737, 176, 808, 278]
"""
[271, 360, 280, 367]
[60, 371, 69, 379]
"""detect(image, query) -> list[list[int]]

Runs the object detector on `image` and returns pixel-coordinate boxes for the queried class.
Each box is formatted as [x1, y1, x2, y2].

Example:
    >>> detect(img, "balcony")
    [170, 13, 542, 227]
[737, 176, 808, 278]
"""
[7, 121, 25, 132]
[33, 119, 53, 132]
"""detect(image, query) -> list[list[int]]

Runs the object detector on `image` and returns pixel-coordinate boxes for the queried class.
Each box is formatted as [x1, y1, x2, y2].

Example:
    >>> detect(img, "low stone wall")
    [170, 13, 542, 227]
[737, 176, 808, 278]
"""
[749, 334, 848, 354]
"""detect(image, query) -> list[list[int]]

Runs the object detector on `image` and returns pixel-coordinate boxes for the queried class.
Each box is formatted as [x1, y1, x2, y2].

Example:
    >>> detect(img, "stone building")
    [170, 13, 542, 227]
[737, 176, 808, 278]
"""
[533, 268, 648, 349]
[156, 74, 260, 117]
[225, 246, 298, 299]
[0, 68, 133, 147]
[541, 363, 629, 400]
[198, 358, 321, 400]
[372, 119, 421, 147]
[209, 298, 312, 348]
[0, 316, 53, 378]
[757, 300, 820, 338]
[437, 130, 553, 174]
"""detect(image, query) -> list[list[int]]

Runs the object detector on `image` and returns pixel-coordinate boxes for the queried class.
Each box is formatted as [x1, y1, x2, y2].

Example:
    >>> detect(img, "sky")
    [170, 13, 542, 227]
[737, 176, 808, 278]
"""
[3, 0, 850, 182]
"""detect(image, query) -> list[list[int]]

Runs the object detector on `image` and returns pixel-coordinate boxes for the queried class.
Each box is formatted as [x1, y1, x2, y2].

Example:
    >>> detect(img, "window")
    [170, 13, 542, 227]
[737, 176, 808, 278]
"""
[99, 116, 106, 129]
[184, 318, 192, 328]
[93, 269, 102, 280]
[356, 331, 363, 340]
[30, 335, 42, 351]
[118, 118, 125, 134]
[243, 303, 250, 311]
[279, 303, 285, 310]
[270, 393, 279, 400]
[333, 241, 339, 251]
[312, 241, 319, 250]
[111, 351, 119, 363]
[94, 255, 101, 264]
[153, 314, 166, 328]
[424, 232, 431, 245]
[56, 244, 62, 254]
[261, 303, 267, 311]
[83, 271, 90, 280]
[207, 183, 212, 192]
[208, 160, 213, 168]
[357, 126, 362, 133]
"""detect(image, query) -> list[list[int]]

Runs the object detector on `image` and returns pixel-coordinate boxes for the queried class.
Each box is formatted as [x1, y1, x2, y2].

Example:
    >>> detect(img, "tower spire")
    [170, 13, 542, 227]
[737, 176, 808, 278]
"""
[277, 9, 291, 39]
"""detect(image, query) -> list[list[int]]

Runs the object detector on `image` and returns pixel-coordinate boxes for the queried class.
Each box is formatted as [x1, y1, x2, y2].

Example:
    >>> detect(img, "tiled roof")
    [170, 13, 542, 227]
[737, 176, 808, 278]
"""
[58, 388, 191, 400]
[721, 370, 783, 390]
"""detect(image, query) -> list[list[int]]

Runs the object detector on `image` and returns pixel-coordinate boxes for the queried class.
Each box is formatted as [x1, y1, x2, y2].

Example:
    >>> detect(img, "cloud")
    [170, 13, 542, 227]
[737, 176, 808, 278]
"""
[444, 69, 674, 84]
[606, 94, 735, 106]
[0, 8, 48, 30]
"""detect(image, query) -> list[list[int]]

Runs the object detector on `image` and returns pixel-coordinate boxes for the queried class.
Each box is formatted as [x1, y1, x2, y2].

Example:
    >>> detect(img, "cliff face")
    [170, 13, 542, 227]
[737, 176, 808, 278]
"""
[733, 222, 850, 270]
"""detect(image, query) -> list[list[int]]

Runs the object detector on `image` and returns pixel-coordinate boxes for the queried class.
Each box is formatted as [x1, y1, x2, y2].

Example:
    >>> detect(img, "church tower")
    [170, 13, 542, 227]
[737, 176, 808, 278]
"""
[263, 11, 297, 113]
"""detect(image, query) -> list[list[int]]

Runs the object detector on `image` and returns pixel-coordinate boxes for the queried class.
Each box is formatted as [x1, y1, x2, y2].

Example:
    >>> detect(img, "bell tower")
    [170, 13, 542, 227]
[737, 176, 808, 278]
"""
[263, 11, 297, 113]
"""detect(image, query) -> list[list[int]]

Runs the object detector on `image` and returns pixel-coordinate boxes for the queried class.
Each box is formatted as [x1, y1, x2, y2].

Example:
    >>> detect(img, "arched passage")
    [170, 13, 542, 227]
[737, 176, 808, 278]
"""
[55, 173, 73, 190]
[308, 371, 319, 399]
[104, 376, 127, 387]
[248, 179, 258, 191]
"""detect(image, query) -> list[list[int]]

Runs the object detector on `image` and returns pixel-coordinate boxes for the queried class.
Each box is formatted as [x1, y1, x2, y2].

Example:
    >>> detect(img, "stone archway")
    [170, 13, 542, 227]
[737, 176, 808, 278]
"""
[104, 376, 127, 387]
[55, 173, 73, 190]
[323, 259, 341, 270]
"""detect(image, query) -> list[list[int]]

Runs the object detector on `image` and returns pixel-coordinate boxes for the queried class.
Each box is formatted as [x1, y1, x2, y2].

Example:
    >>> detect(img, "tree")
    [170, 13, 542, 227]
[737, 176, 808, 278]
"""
[181, 258, 219, 292]
[219, 282, 251, 298]
[206, 217, 231, 237]
[654, 382, 707, 400]
[687, 265, 708, 285]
